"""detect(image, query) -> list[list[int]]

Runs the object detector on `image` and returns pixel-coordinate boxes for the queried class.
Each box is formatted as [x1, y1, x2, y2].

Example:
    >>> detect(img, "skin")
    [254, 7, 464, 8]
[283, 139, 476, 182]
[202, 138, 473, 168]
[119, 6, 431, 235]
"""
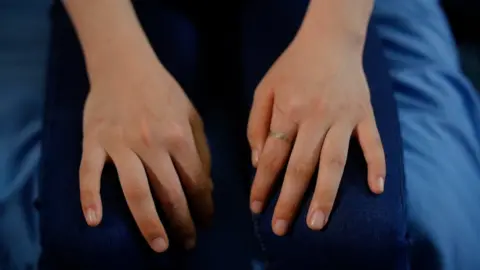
[64, 0, 384, 252]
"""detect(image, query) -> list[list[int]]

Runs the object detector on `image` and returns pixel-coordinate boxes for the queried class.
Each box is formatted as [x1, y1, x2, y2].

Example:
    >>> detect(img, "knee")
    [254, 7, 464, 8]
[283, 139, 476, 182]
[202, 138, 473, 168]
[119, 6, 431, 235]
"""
[253, 143, 409, 270]
[40, 160, 173, 269]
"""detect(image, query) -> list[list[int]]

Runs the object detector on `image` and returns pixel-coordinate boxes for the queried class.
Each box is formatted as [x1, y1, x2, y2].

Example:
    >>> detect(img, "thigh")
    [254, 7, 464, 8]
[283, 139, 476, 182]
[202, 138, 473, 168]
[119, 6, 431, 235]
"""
[241, 0, 408, 269]
[178, 6, 262, 269]
[374, 1, 480, 269]
[40, 2, 201, 270]
[0, 1, 48, 269]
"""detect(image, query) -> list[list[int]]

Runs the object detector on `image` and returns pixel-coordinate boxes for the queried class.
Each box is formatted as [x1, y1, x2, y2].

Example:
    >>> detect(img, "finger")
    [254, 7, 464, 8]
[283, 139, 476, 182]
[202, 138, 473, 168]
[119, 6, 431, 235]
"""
[107, 146, 168, 253]
[272, 122, 328, 236]
[250, 109, 296, 214]
[189, 113, 212, 186]
[143, 153, 196, 250]
[168, 128, 214, 227]
[247, 84, 274, 167]
[308, 123, 353, 231]
[79, 138, 106, 227]
[356, 111, 386, 194]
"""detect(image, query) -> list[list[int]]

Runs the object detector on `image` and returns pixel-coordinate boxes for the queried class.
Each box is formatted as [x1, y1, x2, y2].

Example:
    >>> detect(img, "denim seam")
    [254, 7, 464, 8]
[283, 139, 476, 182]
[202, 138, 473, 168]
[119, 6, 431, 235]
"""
[251, 213, 270, 268]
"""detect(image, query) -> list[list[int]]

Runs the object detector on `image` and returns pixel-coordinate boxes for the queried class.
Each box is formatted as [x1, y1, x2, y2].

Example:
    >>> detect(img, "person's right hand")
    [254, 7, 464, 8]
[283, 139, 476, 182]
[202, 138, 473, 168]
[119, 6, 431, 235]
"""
[78, 56, 213, 253]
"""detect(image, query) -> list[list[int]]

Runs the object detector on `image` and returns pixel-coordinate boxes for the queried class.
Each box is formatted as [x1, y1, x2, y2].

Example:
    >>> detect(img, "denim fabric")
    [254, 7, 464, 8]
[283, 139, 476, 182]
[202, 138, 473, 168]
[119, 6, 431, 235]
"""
[373, 1, 480, 269]
[0, 0, 49, 269]
[40, 1, 407, 269]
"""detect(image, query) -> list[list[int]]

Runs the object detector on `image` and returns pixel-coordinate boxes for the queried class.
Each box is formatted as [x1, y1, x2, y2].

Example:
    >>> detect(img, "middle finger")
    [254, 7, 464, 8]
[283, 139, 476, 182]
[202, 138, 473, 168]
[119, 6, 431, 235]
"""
[308, 123, 353, 230]
[107, 146, 169, 253]
[272, 121, 328, 236]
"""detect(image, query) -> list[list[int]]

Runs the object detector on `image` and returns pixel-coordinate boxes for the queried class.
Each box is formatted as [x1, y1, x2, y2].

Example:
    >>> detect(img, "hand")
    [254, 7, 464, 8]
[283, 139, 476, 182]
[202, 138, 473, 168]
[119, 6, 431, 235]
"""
[79, 56, 213, 252]
[247, 33, 385, 236]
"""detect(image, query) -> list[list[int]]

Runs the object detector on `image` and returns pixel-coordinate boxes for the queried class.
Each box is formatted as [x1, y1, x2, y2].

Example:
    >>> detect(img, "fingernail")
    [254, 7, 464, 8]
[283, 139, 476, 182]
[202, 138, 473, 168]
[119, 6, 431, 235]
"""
[185, 238, 196, 250]
[273, 219, 288, 236]
[85, 209, 97, 225]
[378, 177, 385, 193]
[151, 237, 168, 253]
[251, 150, 259, 167]
[309, 210, 326, 230]
[251, 200, 263, 214]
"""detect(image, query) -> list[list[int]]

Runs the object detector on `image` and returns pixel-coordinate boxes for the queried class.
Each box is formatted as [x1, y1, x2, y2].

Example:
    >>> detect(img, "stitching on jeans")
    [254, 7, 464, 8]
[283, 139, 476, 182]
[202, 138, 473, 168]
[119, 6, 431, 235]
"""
[251, 213, 270, 269]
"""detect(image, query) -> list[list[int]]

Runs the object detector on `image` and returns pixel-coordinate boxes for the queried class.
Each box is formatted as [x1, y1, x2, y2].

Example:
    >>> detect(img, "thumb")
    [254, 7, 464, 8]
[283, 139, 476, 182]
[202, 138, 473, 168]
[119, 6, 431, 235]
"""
[247, 85, 274, 167]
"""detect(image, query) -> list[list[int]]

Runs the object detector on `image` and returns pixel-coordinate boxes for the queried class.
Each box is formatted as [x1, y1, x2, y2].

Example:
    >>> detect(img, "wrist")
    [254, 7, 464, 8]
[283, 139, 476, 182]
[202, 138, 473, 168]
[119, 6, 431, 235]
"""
[296, 0, 373, 55]
[64, 0, 164, 82]
[86, 40, 163, 84]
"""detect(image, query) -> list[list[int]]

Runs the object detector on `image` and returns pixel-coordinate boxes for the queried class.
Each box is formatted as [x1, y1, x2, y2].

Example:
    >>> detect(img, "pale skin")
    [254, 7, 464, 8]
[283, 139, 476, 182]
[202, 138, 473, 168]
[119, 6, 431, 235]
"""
[65, 0, 384, 253]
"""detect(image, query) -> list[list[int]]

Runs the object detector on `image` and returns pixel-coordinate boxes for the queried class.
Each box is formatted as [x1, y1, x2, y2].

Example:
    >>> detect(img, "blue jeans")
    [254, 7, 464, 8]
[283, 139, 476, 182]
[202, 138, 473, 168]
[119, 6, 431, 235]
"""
[0, 0, 49, 269]
[40, 0, 408, 269]
[374, 1, 480, 269]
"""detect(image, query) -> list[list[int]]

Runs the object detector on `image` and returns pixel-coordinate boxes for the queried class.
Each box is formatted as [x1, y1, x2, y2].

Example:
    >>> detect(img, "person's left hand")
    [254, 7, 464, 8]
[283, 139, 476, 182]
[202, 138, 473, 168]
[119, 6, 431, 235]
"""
[247, 32, 386, 236]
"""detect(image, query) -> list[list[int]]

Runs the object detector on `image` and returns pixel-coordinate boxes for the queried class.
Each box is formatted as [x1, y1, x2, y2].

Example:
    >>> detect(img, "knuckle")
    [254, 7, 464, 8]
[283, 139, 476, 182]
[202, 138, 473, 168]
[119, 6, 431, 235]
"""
[352, 101, 371, 119]
[141, 218, 164, 238]
[326, 155, 346, 170]
[160, 195, 188, 218]
[177, 225, 196, 241]
[189, 168, 205, 187]
[337, 102, 350, 113]
[137, 118, 155, 147]
[162, 198, 183, 213]
[79, 187, 95, 203]
[125, 127, 155, 149]
[365, 138, 385, 160]
[246, 127, 256, 144]
[275, 197, 298, 218]
[273, 97, 301, 121]
[274, 206, 293, 221]
[367, 151, 386, 168]
[187, 181, 209, 197]
[188, 108, 203, 126]
[315, 191, 336, 211]
[192, 164, 204, 178]
[319, 201, 335, 213]
[163, 123, 189, 149]
[79, 178, 93, 193]
[315, 101, 334, 117]
[79, 160, 93, 180]
[373, 135, 384, 149]
[124, 187, 148, 203]
[251, 182, 268, 201]
[290, 162, 311, 179]
[262, 154, 282, 174]
[283, 99, 303, 118]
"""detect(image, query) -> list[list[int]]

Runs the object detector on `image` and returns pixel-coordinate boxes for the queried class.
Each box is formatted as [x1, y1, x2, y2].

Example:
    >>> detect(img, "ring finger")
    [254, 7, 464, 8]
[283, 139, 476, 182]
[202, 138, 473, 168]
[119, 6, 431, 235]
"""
[250, 108, 297, 214]
[141, 151, 197, 250]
